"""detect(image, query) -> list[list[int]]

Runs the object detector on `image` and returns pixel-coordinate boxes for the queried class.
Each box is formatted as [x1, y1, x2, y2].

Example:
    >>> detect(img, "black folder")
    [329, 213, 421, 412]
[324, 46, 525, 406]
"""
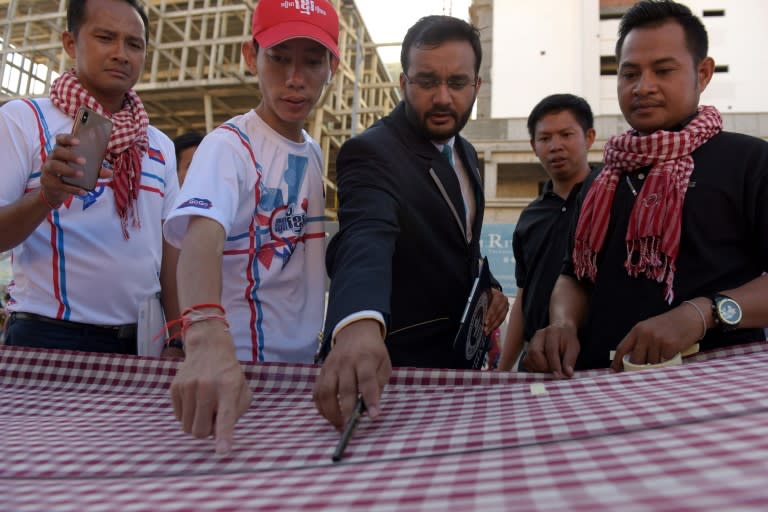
[452, 257, 492, 369]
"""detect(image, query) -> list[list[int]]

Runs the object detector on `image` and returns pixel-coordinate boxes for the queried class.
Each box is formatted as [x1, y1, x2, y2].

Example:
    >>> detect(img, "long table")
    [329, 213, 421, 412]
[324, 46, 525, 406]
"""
[3, 343, 768, 511]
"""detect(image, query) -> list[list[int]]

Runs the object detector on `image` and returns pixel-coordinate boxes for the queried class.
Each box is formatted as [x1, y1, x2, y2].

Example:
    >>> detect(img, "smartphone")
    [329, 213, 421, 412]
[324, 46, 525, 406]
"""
[63, 106, 112, 191]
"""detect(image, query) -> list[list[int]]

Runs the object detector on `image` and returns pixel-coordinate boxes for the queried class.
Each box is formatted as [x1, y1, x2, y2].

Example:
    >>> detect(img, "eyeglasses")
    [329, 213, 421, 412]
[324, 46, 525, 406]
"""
[402, 73, 478, 91]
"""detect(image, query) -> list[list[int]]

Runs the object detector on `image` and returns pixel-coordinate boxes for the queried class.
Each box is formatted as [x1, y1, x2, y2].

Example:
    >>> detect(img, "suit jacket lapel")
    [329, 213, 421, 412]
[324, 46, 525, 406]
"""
[455, 136, 485, 242]
[428, 165, 467, 241]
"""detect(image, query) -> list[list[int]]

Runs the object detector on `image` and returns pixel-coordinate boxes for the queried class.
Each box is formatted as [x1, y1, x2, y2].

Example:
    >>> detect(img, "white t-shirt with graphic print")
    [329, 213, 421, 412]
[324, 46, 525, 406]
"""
[163, 110, 325, 363]
[0, 98, 179, 325]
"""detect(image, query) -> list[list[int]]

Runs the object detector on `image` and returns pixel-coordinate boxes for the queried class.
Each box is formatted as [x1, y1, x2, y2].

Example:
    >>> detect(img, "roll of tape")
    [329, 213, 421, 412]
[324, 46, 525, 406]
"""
[622, 352, 683, 372]
[681, 343, 700, 357]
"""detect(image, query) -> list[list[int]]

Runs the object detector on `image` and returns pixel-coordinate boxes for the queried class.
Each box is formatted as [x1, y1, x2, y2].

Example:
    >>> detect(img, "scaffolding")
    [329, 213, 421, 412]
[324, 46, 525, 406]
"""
[0, 0, 401, 216]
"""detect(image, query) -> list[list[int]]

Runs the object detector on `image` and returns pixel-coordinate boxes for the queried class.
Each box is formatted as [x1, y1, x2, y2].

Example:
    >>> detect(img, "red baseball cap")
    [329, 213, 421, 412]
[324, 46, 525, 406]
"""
[252, 0, 339, 59]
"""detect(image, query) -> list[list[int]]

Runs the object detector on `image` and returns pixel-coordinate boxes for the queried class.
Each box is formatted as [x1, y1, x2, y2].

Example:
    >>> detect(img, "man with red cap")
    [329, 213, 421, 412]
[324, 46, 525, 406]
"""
[163, 0, 340, 454]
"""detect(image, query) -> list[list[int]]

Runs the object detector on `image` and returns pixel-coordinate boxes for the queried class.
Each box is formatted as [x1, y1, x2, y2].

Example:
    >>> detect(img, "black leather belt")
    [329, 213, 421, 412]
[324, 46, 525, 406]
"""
[10, 312, 137, 340]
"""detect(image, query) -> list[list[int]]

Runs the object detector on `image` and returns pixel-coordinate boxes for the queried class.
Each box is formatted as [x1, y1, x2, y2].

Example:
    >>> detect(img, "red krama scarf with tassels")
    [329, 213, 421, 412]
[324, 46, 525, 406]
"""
[50, 69, 149, 239]
[573, 105, 723, 303]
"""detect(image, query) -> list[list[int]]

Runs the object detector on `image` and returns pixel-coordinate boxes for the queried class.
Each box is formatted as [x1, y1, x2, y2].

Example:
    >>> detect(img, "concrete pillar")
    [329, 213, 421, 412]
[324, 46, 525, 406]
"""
[484, 152, 498, 200]
[204, 94, 214, 134]
[469, 0, 493, 119]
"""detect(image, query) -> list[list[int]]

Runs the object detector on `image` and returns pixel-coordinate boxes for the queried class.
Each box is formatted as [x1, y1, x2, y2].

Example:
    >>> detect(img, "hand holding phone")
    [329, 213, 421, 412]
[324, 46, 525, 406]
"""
[62, 106, 112, 191]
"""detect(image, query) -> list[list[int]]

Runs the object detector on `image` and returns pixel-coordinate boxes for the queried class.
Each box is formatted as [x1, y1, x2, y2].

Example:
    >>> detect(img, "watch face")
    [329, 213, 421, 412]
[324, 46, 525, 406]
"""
[717, 298, 742, 326]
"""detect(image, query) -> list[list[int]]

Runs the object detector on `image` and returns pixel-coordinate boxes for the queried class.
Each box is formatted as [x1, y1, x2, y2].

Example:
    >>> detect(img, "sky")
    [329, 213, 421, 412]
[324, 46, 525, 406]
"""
[354, 0, 473, 64]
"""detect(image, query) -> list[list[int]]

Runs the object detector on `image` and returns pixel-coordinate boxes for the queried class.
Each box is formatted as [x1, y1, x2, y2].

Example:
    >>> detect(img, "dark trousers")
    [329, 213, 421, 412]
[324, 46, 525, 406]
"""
[5, 313, 137, 355]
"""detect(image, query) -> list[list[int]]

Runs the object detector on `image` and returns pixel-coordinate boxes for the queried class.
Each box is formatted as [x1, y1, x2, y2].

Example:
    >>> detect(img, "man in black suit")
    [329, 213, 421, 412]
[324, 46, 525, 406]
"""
[314, 15, 509, 429]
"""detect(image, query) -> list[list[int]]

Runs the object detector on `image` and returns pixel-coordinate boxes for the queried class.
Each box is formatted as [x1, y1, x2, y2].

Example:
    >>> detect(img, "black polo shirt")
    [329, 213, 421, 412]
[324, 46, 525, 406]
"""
[513, 168, 597, 341]
[563, 131, 768, 369]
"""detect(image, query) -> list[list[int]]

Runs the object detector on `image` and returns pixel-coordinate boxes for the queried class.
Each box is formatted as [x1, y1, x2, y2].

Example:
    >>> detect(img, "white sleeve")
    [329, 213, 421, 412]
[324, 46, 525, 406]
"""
[332, 310, 387, 342]
[158, 133, 180, 221]
[0, 100, 39, 206]
[163, 130, 244, 248]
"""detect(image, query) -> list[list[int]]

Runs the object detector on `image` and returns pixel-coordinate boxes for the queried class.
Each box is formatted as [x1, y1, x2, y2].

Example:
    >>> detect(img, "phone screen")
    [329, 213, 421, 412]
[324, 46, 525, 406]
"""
[63, 107, 113, 191]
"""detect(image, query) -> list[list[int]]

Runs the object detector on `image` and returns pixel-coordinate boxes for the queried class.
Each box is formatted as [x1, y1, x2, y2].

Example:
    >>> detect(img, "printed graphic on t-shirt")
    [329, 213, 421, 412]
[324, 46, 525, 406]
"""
[178, 198, 213, 210]
[79, 184, 107, 210]
[148, 148, 165, 164]
[255, 154, 310, 270]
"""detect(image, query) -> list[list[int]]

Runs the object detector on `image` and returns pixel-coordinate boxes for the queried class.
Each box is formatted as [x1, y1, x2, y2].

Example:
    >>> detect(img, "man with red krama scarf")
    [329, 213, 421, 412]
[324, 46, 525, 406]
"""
[0, 0, 180, 356]
[523, 0, 768, 376]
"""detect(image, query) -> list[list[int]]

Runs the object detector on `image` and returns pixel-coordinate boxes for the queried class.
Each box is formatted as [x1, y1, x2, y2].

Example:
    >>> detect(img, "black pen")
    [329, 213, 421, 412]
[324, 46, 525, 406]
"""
[331, 397, 367, 462]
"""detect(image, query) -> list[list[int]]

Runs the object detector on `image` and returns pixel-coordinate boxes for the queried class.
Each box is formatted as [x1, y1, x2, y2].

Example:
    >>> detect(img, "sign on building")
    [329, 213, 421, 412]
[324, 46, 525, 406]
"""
[479, 224, 516, 297]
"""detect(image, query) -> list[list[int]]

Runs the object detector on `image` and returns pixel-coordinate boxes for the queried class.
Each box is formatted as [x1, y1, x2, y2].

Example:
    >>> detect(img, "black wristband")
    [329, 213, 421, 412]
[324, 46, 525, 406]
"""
[165, 338, 184, 350]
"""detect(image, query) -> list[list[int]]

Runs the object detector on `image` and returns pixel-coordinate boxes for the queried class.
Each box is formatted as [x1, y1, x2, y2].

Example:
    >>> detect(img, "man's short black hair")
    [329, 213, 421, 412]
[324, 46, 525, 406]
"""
[527, 94, 594, 140]
[67, 0, 150, 42]
[173, 131, 204, 161]
[615, 0, 708, 65]
[400, 15, 482, 77]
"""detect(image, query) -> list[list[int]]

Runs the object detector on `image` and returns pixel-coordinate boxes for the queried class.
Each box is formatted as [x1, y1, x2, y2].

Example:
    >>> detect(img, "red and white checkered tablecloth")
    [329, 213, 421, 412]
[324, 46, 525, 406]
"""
[3, 342, 768, 511]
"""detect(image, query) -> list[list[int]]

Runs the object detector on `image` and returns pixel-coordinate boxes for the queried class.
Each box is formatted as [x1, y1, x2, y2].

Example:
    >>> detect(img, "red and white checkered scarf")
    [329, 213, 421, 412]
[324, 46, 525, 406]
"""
[573, 105, 723, 303]
[50, 69, 149, 238]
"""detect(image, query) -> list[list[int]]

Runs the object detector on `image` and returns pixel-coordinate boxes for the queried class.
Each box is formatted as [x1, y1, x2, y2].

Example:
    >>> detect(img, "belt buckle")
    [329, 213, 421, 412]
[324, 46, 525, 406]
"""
[116, 324, 135, 339]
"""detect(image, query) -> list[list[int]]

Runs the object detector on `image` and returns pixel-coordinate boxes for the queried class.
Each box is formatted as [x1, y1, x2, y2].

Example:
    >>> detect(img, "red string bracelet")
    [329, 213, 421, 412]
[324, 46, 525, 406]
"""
[153, 309, 230, 349]
[38, 188, 59, 210]
[180, 312, 230, 337]
[181, 303, 226, 316]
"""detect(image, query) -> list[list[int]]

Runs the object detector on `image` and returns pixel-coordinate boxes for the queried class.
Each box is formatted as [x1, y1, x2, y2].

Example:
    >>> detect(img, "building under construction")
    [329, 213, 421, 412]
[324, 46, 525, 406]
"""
[0, 0, 400, 217]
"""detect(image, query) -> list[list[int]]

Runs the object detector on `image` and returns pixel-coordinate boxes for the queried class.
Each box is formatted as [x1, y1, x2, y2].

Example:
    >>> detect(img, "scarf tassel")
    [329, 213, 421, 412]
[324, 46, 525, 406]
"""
[573, 240, 599, 283]
[625, 237, 676, 304]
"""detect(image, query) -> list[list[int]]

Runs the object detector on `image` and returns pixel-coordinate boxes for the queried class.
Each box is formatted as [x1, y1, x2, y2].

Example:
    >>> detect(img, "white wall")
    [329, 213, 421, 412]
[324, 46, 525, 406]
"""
[491, 0, 600, 119]
[492, 0, 768, 119]
[694, 0, 768, 113]
[600, 0, 768, 115]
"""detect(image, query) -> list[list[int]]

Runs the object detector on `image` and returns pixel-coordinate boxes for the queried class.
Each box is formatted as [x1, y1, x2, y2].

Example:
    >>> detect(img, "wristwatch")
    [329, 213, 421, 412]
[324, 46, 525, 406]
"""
[709, 293, 742, 331]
